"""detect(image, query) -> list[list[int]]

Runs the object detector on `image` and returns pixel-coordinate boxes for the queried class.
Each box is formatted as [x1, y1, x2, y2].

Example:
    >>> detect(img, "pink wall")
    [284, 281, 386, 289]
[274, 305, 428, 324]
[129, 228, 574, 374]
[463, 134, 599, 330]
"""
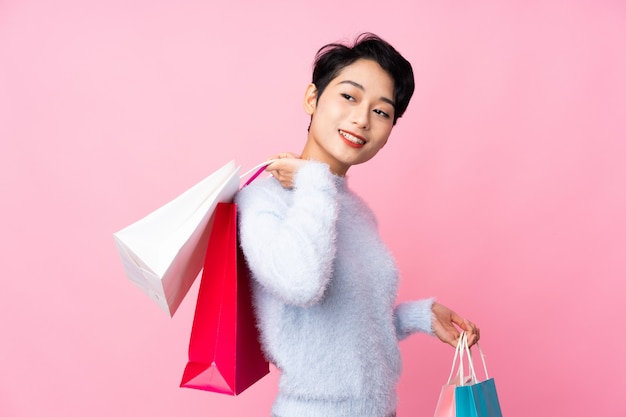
[1, 0, 624, 416]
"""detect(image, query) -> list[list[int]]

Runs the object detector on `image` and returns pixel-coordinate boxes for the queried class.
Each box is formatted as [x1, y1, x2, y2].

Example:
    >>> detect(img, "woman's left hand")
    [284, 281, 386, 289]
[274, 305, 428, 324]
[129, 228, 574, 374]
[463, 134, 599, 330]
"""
[265, 152, 304, 189]
[431, 301, 480, 348]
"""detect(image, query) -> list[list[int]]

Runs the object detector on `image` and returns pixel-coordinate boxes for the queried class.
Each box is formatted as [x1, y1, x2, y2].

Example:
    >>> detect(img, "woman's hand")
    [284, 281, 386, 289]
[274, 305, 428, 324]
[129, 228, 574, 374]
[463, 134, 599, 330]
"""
[266, 152, 306, 189]
[431, 301, 480, 348]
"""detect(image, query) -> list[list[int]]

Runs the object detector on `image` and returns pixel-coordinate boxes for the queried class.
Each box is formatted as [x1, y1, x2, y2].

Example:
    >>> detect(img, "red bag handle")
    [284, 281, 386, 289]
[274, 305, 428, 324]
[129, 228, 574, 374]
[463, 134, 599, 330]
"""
[240, 159, 279, 188]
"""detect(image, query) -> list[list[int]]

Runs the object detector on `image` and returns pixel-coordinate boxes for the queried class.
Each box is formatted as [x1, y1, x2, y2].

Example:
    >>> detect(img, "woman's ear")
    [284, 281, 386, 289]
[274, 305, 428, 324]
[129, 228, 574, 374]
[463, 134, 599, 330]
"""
[303, 83, 318, 115]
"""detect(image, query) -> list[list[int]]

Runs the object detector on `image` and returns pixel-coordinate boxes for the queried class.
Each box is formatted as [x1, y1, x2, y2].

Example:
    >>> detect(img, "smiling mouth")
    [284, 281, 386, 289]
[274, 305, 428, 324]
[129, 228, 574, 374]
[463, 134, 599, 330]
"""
[339, 130, 366, 146]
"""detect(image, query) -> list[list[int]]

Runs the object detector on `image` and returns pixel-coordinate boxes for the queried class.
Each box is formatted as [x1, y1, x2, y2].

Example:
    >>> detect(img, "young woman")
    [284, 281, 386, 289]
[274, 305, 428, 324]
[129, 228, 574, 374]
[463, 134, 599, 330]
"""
[235, 33, 480, 417]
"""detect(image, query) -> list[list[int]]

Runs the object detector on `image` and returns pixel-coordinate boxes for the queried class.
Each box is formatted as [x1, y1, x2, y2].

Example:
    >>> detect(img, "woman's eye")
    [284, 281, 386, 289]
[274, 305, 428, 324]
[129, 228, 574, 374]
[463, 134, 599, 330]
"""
[341, 93, 355, 101]
[374, 109, 390, 119]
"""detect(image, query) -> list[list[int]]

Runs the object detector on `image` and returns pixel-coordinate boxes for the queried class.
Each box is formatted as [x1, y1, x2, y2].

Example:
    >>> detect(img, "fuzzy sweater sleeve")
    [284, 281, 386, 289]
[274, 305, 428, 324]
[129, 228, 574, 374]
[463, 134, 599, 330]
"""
[236, 162, 339, 307]
[393, 298, 436, 340]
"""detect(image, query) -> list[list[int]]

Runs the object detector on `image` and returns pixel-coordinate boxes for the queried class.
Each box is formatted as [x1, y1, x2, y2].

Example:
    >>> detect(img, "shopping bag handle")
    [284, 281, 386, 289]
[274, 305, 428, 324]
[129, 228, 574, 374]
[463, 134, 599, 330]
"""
[446, 331, 490, 386]
[458, 332, 477, 386]
[240, 159, 279, 188]
[446, 331, 475, 385]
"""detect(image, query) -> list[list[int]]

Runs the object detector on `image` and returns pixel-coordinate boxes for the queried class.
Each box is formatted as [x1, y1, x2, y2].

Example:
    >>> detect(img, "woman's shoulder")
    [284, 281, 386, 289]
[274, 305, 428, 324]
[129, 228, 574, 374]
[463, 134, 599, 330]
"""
[235, 176, 289, 208]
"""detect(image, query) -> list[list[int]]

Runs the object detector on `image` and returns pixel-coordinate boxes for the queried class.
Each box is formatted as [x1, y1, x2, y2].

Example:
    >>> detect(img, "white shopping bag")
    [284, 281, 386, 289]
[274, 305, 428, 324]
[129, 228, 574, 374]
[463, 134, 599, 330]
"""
[113, 160, 242, 317]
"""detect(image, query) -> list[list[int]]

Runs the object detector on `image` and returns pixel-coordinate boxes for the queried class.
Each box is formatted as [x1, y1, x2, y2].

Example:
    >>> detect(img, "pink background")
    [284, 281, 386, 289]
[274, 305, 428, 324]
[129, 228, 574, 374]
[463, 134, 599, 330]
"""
[1, 0, 625, 416]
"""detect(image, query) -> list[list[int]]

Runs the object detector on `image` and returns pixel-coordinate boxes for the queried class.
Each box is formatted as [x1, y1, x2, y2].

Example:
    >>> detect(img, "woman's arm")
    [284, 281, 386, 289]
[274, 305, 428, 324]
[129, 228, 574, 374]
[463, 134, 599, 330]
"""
[393, 298, 436, 340]
[394, 300, 481, 347]
[237, 161, 339, 307]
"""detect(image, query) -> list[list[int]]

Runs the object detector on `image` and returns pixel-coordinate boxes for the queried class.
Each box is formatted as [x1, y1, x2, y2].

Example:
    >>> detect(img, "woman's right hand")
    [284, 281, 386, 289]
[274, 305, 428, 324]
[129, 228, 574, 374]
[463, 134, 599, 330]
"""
[266, 152, 306, 189]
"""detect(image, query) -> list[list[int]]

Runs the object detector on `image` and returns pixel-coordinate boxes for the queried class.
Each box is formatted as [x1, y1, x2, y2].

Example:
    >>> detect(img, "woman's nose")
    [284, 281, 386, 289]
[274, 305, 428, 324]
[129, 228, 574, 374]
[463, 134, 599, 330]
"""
[351, 105, 370, 130]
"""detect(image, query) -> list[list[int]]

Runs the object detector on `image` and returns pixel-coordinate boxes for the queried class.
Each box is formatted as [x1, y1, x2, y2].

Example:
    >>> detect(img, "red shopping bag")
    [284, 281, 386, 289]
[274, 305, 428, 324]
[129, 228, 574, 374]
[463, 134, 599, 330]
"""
[180, 202, 269, 395]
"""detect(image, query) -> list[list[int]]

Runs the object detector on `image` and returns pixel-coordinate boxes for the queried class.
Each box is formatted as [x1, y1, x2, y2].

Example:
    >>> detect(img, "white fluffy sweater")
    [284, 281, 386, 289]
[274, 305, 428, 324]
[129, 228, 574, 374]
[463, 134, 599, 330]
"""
[236, 162, 434, 417]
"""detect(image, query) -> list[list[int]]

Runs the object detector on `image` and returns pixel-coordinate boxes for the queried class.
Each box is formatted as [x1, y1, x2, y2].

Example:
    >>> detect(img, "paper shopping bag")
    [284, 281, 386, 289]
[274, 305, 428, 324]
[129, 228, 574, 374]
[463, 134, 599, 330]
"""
[113, 161, 241, 317]
[455, 378, 502, 417]
[433, 370, 473, 417]
[180, 202, 269, 395]
[434, 332, 503, 417]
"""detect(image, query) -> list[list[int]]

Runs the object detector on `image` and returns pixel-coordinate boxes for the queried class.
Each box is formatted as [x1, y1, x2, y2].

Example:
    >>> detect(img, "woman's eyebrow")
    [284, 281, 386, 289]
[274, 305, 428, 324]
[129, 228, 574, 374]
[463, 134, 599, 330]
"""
[337, 80, 396, 108]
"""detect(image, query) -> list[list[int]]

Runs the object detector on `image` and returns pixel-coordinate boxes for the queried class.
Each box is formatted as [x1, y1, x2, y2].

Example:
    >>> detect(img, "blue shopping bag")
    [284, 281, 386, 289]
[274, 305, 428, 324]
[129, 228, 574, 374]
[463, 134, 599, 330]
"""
[434, 332, 503, 417]
[455, 378, 502, 417]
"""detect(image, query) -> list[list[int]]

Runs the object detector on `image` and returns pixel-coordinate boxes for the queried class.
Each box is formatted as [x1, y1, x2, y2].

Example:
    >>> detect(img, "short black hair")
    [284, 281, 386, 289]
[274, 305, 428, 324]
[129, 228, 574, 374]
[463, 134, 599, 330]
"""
[312, 33, 415, 125]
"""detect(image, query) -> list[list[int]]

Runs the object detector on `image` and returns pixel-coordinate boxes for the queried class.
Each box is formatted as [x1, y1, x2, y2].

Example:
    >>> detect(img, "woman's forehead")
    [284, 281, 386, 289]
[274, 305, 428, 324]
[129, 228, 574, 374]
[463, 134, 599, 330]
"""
[331, 59, 395, 97]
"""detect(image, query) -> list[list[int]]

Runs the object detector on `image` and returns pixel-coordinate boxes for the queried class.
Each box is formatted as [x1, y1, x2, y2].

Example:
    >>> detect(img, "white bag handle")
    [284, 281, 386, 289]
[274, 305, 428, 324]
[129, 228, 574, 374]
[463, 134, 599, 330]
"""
[476, 339, 490, 380]
[240, 159, 279, 185]
[459, 332, 477, 386]
[445, 331, 491, 386]
[445, 332, 465, 384]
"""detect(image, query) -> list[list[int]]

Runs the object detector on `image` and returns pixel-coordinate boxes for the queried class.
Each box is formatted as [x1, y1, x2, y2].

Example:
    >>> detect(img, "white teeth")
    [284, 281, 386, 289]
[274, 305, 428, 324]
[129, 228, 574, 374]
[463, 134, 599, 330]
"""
[339, 130, 365, 145]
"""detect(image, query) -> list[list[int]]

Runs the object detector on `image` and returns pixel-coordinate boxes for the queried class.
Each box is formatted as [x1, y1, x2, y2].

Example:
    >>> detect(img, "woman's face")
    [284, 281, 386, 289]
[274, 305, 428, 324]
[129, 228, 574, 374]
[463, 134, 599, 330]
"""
[302, 58, 396, 176]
